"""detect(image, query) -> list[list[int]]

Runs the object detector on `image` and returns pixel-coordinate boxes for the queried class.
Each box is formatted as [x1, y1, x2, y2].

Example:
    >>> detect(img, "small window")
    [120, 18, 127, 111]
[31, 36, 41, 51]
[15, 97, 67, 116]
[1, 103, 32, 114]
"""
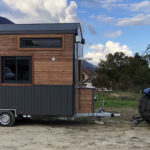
[2, 56, 31, 83]
[20, 38, 62, 48]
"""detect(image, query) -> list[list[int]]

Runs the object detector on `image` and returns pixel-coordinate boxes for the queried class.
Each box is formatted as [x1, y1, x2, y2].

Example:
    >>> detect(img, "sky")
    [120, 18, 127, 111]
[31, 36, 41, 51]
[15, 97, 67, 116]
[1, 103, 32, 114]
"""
[0, 0, 150, 64]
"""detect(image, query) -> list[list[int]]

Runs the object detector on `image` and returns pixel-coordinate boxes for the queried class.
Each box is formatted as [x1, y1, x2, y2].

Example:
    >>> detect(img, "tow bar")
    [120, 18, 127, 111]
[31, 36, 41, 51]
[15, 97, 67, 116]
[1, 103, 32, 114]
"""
[75, 111, 120, 118]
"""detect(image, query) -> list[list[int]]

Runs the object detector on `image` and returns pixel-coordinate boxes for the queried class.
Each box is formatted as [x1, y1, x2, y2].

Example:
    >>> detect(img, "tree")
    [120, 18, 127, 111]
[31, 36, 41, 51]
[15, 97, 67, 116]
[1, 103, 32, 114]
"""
[143, 44, 150, 65]
[94, 52, 150, 91]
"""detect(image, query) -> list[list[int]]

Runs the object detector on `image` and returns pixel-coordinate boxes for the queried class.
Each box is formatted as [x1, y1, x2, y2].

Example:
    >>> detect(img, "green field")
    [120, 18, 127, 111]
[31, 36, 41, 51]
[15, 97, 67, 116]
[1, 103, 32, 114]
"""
[95, 91, 141, 109]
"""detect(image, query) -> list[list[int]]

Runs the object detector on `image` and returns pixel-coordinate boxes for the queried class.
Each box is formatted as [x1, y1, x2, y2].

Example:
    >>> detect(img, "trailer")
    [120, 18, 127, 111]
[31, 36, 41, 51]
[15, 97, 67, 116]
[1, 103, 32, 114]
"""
[0, 23, 119, 126]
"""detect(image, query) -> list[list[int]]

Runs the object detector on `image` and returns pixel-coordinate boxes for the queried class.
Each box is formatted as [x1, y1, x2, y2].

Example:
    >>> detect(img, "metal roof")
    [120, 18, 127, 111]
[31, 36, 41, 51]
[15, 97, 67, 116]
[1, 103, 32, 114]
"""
[0, 23, 81, 35]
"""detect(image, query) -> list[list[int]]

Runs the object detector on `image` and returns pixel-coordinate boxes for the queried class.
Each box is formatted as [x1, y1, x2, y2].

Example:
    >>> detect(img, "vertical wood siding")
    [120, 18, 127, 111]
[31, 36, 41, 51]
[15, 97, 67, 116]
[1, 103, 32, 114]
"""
[0, 34, 73, 85]
[78, 88, 94, 113]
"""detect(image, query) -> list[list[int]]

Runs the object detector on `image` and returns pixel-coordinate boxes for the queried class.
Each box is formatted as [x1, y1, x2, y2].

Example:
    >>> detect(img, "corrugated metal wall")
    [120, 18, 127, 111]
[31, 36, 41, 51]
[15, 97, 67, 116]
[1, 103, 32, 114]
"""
[0, 85, 73, 116]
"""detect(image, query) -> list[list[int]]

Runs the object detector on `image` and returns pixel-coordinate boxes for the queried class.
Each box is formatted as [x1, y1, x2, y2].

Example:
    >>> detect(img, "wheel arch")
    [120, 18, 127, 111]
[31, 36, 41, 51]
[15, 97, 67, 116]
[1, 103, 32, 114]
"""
[0, 109, 17, 117]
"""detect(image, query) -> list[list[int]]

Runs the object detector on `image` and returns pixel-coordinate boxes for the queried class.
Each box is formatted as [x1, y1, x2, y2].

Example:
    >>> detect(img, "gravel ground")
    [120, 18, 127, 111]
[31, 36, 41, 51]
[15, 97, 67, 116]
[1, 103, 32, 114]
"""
[0, 109, 150, 150]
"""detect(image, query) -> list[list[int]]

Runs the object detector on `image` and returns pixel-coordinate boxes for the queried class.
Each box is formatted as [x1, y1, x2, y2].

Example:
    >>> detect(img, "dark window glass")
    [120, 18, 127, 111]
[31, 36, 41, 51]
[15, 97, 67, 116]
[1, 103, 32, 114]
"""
[4, 57, 16, 81]
[17, 59, 30, 81]
[78, 60, 82, 82]
[20, 38, 62, 48]
[2, 56, 31, 83]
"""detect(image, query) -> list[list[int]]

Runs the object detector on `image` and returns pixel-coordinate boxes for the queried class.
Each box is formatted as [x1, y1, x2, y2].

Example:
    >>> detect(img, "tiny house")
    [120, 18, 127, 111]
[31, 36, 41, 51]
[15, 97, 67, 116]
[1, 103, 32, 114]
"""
[0, 23, 97, 126]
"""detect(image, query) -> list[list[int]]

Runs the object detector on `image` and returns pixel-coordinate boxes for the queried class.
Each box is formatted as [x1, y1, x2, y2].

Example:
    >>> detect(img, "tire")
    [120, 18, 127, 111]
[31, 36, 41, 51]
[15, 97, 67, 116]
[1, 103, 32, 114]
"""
[0, 111, 15, 126]
[138, 94, 150, 123]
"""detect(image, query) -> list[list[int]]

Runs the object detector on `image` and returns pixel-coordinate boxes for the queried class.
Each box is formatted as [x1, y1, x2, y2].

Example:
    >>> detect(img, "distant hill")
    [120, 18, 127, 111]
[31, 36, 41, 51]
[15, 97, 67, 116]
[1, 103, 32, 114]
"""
[0, 16, 14, 24]
[83, 61, 96, 75]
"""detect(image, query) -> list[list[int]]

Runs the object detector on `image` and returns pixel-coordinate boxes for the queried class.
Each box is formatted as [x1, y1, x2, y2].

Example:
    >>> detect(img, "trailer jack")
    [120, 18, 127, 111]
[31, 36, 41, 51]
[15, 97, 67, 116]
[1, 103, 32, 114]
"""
[132, 116, 144, 125]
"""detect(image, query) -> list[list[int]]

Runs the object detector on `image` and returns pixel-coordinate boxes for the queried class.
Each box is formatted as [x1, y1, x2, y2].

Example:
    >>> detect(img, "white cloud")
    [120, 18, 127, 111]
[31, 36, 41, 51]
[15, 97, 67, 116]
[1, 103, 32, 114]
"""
[85, 41, 133, 64]
[95, 15, 115, 24]
[104, 30, 122, 38]
[91, 1, 150, 26]
[117, 14, 150, 26]
[81, 0, 150, 12]
[86, 25, 97, 35]
[2, 0, 79, 23]
[94, 13, 150, 26]
[80, 0, 124, 9]
[130, 1, 150, 13]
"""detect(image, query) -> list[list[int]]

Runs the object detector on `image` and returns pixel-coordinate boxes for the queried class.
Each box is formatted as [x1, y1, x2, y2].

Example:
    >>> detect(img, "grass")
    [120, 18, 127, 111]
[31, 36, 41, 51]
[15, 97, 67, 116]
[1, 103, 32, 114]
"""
[95, 90, 141, 109]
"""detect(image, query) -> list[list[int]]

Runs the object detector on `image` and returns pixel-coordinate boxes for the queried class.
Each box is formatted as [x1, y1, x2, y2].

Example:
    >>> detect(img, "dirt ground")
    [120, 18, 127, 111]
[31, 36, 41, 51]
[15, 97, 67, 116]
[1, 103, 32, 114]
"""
[0, 109, 150, 150]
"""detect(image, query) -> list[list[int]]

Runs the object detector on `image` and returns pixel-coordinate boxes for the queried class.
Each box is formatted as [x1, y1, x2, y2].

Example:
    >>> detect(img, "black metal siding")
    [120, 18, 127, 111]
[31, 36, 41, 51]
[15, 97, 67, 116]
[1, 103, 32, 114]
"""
[0, 85, 73, 117]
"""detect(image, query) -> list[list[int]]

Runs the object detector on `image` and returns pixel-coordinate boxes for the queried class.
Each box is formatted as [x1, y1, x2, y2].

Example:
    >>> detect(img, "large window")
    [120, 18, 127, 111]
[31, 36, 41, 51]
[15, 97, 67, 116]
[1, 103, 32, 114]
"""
[2, 56, 31, 83]
[20, 38, 62, 48]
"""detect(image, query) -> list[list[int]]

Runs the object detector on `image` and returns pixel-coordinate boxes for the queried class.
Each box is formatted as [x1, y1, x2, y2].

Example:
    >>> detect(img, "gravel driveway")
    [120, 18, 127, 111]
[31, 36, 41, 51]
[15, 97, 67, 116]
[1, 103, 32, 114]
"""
[0, 113, 150, 150]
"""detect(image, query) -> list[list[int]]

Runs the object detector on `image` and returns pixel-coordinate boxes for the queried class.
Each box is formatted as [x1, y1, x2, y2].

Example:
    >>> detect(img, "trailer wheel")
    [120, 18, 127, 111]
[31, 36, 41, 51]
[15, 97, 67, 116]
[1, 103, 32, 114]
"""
[0, 111, 15, 126]
[139, 95, 150, 123]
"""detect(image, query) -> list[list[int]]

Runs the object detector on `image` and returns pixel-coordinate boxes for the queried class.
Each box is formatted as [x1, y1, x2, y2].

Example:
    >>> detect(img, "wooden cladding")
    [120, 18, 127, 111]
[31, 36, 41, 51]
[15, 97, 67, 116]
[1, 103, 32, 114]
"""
[0, 34, 73, 86]
[78, 88, 94, 113]
[17, 34, 65, 51]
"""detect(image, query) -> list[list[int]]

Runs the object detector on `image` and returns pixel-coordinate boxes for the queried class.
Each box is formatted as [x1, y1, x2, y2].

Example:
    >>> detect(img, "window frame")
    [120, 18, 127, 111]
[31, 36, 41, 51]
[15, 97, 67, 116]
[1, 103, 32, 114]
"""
[20, 37, 62, 48]
[2, 56, 32, 84]
[17, 34, 64, 51]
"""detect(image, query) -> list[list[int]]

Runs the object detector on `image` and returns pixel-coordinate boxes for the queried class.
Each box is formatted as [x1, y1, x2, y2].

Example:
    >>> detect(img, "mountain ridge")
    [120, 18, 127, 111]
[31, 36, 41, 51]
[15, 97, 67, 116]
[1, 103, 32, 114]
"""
[83, 60, 96, 75]
[0, 16, 14, 24]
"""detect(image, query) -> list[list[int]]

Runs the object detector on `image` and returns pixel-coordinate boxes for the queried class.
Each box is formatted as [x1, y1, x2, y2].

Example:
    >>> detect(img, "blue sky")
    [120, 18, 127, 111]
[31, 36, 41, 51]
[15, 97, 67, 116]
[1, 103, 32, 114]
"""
[75, 0, 150, 56]
[0, 0, 150, 64]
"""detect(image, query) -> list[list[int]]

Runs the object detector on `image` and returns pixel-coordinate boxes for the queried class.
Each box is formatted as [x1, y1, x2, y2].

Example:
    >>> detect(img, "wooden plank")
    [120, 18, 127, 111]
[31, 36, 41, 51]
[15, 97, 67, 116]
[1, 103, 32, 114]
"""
[35, 80, 72, 85]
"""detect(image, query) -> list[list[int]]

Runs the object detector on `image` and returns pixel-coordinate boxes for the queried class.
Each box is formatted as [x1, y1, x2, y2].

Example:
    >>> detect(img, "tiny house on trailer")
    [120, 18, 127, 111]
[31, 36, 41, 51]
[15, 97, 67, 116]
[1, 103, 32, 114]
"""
[0, 23, 119, 126]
